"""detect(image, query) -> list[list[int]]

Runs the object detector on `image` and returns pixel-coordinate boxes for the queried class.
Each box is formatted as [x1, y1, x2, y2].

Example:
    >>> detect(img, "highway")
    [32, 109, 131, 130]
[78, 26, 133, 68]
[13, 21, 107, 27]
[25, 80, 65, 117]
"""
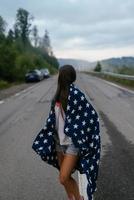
[0, 72, 134, 200]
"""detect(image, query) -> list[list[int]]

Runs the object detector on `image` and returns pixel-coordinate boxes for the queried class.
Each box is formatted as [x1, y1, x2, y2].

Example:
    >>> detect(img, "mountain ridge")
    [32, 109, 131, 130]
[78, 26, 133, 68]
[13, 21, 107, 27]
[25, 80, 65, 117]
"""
[58, 56, 134, 72]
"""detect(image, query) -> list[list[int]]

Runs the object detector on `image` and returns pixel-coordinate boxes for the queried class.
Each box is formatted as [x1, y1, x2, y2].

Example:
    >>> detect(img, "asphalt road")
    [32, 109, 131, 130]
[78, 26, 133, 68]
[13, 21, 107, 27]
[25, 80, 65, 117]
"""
[78, 73, 134, 200]
[0, 72, 134, 200]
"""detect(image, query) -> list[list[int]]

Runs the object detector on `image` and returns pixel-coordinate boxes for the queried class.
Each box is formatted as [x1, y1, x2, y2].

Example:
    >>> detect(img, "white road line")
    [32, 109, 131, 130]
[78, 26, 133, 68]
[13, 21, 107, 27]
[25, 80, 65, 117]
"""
[101, 79, 134, 94]
[0, 85, 36, 103]
[14, 92, 20, 96]
[0, 100, 4, 104]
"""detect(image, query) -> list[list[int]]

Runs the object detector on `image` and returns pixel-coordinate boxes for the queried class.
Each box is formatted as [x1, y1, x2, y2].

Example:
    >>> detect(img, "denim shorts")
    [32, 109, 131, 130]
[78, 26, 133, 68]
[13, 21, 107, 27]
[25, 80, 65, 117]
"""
[55, 143, 79, 156]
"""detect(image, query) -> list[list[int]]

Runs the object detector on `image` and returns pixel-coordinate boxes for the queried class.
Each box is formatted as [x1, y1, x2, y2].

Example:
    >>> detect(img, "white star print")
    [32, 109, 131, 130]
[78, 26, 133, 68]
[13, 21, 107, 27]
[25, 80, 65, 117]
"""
[96, 160, 99, 165]
[48, 146, 51, 151]
[74, 124, 78, 129]
[78, 105, 82, 110]
[74, 133, 77, 136]
[73, 99, 77, 104]
[74, 90, 78, 94]
[95, 135, 99, 140]
[65, 127, 69, 132]
[34, 141, 39, 145]
[76, 115, 80, 120]
[48, 132, 52, 136]
[82, 163, 84, 168]
[86, 103, 89, 107]
[78, 140, 82, 144]
[39, 147, 43, 150]
[82, 121, 86, 126]
[71, 109, 75, 114]
[47, 118, 51, 122]
[43, 139, 48, 144]
[93, 155, 96, 159]
[39, 133, 44, 137]
[68, 118, 71, 123]
[81, 95, 85, 100]
[67, 105, 70, 110]
[84, 112, 88, 117]
[90, 165, 94, 171]
[90, 143, 94, 147]
[81, 130, 84, 134]
[87, 127, 91, 132]
[90, 119, 94, 124]
[92, 110, 95, 115]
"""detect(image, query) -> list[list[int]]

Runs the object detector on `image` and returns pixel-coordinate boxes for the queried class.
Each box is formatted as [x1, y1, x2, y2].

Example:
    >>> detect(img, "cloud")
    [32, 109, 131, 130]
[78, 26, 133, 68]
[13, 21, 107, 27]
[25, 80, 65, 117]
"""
[0, 0, 134, 60]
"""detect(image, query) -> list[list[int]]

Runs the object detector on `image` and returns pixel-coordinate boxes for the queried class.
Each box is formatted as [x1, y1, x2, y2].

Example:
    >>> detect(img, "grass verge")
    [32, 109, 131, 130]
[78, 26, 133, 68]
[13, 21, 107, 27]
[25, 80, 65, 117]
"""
[83, 71, 134, 90]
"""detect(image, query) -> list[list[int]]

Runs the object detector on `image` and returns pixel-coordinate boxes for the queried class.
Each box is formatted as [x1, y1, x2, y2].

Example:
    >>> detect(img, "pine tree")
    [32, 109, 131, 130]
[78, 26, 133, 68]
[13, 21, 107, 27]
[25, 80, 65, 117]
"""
[94, 61, 102, 72]
[14, 8, 33, 44]
[32, 25, 39, 47]
[40, 29, 53, 56]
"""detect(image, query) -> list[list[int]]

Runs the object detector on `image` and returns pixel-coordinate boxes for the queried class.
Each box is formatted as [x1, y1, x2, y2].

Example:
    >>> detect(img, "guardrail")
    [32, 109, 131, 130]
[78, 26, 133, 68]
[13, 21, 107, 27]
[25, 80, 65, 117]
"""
[89, 71, 134, 80]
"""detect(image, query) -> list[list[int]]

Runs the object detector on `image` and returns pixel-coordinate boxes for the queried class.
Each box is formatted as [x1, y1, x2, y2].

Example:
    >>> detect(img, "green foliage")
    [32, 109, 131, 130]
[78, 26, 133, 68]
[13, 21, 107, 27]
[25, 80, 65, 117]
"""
[0, 42, 17, 82]
[0, 8, 59, 85]
[14, 8, 33, 45]
[117, 66, 134, 75]
[0, 80, 10, 89]
[94, 61, 102, 72]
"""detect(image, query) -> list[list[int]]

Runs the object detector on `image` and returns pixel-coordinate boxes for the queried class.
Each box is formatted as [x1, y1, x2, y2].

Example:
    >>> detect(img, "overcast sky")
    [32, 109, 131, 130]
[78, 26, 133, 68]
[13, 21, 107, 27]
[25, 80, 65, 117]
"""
[0, 0, 134, 61]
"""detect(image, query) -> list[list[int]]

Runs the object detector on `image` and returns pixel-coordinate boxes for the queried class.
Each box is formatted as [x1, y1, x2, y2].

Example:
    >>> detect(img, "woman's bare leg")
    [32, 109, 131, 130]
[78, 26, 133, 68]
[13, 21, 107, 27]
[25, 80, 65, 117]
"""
[58, 153, 81, 200]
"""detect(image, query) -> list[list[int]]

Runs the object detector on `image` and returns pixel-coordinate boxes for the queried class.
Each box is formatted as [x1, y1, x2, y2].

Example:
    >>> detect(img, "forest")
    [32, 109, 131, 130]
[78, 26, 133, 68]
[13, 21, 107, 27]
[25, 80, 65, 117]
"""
[0, 8, 59, 87]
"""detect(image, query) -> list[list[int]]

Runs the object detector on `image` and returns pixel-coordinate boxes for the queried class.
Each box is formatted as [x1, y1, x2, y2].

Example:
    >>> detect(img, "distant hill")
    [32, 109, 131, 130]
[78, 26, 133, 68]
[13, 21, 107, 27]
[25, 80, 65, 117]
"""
[58, 57, 134, 75]
[100, 57, 134, 72]
[58, 58, 95, 71]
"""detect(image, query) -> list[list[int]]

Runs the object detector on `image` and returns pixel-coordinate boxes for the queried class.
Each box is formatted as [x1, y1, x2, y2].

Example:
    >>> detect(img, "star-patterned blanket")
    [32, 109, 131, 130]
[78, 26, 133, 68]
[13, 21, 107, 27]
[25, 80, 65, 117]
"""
[32, 83, 101, 200]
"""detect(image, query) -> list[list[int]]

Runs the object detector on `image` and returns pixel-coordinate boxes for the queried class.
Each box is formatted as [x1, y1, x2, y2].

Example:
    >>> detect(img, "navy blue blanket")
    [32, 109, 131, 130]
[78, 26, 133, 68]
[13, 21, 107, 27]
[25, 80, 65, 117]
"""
[32, 83, 101, 199]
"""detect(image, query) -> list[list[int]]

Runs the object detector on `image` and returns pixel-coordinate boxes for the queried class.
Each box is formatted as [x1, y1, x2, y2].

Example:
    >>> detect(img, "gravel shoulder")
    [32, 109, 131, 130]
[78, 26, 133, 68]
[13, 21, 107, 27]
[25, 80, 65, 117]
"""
[0, 82, 36, 100]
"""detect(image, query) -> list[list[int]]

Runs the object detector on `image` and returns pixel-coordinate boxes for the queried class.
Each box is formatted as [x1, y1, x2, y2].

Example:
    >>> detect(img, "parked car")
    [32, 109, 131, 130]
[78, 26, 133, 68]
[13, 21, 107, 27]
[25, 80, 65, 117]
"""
[40, 68, 50, 78]
[25, 69, 44, 82]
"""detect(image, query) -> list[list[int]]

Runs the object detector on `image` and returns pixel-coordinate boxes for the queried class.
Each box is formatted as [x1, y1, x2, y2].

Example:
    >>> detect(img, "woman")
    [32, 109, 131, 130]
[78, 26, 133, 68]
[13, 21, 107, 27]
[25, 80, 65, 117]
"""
[52, 65, 84, 200]
[32, 65, 101, 200]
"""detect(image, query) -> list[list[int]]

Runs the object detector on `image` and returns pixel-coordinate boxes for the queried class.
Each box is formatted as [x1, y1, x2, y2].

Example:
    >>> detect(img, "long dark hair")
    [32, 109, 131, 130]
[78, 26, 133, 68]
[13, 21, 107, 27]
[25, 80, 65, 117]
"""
[51, 65, 76, 113]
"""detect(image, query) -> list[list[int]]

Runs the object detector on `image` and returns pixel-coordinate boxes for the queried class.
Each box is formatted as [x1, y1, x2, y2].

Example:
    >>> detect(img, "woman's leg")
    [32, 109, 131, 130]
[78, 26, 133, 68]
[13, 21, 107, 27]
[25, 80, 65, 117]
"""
[58, 153, 81, 200]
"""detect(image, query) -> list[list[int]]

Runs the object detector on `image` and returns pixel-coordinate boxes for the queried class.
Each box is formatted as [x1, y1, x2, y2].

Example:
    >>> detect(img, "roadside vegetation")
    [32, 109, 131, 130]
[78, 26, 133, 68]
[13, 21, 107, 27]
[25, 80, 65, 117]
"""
[83, 61, 134, 90]
[0, 8, 59, 89]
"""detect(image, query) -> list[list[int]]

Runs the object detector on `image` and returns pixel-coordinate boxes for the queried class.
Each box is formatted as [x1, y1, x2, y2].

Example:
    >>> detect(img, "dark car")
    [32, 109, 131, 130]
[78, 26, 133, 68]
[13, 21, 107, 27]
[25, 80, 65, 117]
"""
[40, 68, 50, 78]
[25, 69, 44, 82]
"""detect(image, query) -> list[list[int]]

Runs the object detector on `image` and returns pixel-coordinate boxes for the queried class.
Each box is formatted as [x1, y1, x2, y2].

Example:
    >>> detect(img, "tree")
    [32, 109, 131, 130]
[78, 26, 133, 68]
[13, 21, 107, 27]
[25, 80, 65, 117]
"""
[0, 16, 6, 35]
[7, 29, 14, 43]
[0, 43, 17, 81]
[94, 61, 102, 72]
[32, 25, 39, 47]
[14, 8, 33, 44]
[40, 29, 53, 56]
